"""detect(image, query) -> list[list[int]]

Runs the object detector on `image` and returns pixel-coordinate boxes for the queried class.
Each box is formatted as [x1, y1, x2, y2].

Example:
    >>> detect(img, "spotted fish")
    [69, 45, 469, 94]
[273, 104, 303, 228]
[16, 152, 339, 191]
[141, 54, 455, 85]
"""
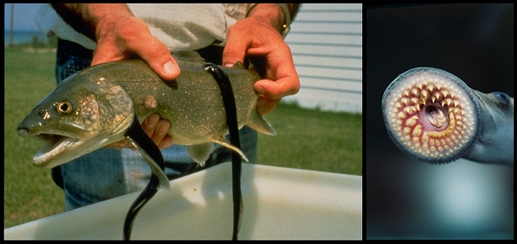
[17, 50, 277, 190]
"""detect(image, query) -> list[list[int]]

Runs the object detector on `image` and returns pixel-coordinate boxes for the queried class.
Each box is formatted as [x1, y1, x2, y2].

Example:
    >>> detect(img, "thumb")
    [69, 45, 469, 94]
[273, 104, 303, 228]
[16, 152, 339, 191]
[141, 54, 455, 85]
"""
[135, 41, 180, 81]
[148, 58, 180, 81]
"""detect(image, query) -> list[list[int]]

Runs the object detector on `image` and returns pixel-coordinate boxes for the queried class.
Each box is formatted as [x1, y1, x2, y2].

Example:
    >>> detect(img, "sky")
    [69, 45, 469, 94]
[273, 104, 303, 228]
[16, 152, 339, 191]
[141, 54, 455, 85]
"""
[4, 3, 44, 31]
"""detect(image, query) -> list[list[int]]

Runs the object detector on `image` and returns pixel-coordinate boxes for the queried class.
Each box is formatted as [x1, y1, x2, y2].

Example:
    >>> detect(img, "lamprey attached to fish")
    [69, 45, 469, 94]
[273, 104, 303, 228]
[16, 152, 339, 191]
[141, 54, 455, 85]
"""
[122, 114, 165, 240]
[17, 50, 277, 239]
[382, 67, 514, 166]
[17, 50, 276, 176]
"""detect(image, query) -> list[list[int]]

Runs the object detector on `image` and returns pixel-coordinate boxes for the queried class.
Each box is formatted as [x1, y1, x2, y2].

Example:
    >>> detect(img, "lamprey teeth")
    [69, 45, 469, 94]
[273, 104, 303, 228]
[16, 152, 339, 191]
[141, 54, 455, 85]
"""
[426, 106, 447, 128]
[382, 67, 478, 164]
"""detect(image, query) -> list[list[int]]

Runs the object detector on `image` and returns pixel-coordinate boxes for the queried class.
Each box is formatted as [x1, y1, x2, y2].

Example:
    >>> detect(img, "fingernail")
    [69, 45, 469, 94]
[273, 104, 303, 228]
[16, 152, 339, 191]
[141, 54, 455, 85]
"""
[223, 63, 233, 67]
[163, 61, 175, 75]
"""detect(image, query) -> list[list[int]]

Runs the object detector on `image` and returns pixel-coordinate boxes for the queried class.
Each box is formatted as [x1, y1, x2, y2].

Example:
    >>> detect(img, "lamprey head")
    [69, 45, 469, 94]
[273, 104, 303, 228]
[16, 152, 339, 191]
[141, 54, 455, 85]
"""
[382, 67, 479, 164]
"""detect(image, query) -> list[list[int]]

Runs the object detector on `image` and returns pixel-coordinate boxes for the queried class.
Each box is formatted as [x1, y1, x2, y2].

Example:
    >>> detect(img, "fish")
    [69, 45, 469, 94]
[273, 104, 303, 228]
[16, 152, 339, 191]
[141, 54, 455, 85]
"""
[382, 67, 514, 166]
[17, 50, 277, 190]
[17, 50, 276, 240]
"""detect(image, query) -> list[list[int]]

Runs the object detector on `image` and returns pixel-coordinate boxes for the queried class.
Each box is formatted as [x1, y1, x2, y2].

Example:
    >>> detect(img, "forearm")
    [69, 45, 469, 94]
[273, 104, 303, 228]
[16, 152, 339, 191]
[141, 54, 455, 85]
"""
[51, 4, 132, 41]
[247, 4, 300, 34]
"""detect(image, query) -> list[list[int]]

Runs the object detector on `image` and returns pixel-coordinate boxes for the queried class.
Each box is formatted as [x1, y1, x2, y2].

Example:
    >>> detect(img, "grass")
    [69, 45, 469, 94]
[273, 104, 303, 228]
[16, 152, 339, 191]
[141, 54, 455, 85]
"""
[259, 102, 362, 174]
[4, 47, 64, 228]
[4, 47, 362, 228]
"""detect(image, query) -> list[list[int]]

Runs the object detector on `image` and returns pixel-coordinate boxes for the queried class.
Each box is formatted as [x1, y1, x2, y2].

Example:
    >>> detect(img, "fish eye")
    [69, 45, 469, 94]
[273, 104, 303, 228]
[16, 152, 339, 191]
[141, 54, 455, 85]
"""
[56, 101, 73, 114]
[493, 92, 511, 109]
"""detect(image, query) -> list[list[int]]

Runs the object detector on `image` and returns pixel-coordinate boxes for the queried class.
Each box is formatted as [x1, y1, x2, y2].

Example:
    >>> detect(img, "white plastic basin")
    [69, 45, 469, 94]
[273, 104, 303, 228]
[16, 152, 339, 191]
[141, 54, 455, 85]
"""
[4, 162, 362, 240]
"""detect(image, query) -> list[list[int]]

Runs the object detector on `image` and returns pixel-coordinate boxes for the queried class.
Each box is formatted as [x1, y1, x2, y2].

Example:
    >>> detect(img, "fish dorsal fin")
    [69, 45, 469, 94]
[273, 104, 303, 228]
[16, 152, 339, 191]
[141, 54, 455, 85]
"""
[187, 143, 214, 167]
[247, 109, 277, 136]
[209, 135, 249, 162]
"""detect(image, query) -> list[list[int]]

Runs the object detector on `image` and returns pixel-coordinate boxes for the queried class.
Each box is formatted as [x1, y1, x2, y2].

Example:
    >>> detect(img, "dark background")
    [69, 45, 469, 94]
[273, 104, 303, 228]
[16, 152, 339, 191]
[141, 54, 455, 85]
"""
[365, 4, 514, 239]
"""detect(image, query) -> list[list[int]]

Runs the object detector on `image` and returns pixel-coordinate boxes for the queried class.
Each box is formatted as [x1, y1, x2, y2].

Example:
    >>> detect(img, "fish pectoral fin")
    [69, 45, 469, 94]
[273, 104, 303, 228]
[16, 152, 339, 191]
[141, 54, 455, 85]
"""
[127, 138, 172, 191]
[246, 109, 277, 136]
[145, 155, 172, 191]
[188, 143, 214, 167]
[210, 136, 249, 163]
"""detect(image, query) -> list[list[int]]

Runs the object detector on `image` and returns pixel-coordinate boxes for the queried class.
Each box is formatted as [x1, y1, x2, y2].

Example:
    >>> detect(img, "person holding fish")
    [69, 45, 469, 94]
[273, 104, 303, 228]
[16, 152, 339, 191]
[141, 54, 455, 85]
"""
[34, 3, 300, 211]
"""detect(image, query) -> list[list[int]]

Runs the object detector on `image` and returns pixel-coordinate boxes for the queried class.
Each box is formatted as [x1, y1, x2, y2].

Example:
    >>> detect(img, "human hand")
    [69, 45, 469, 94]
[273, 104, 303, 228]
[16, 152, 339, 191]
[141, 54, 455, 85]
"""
[91, 8, 179, 79]
[81, 4, 177, 149]
[105, 114, 174, 150]
[222, 4, 300, 115]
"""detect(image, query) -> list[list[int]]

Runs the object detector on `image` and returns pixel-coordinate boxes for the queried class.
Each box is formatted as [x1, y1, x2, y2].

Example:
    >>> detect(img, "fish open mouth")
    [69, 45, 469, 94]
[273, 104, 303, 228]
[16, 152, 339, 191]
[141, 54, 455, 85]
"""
[17, 121, 92, 167]
[18, 128, 80, 167]
[31, 133, 81, 167]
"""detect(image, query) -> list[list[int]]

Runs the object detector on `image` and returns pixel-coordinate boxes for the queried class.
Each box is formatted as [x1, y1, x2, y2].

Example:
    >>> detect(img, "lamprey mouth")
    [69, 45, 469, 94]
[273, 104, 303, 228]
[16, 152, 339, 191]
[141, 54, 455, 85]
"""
[382, 67, 477, 164]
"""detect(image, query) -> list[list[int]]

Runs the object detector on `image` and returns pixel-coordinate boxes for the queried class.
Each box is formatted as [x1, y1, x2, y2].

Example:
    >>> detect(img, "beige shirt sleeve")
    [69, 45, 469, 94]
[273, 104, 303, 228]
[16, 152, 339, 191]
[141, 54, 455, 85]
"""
[35, 4, 97, 50]
[35, 3, 254, 51]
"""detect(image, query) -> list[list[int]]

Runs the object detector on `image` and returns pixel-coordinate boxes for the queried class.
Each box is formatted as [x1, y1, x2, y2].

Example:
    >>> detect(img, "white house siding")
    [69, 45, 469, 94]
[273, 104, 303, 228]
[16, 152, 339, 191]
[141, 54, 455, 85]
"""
[283, 4, 362, 113]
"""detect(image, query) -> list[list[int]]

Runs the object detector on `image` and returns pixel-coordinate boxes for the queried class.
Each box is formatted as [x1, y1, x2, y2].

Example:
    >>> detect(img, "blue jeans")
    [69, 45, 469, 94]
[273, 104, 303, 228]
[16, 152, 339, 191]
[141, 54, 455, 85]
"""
[53, 42, 257, 211]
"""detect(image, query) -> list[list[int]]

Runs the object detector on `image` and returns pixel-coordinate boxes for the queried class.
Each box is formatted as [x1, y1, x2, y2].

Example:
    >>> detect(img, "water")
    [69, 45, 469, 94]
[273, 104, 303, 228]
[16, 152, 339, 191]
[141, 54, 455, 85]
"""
[4, 30, 49, 45]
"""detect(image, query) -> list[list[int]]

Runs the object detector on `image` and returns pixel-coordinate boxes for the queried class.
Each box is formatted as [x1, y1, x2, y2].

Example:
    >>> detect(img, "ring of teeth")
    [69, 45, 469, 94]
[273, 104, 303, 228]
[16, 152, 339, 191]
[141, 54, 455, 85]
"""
[386, 75, 476, 160]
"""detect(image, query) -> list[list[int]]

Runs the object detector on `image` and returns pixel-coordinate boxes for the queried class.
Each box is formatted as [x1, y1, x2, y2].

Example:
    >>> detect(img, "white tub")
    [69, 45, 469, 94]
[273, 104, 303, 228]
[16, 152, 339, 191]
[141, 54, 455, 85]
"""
[4, 162, 362, 240]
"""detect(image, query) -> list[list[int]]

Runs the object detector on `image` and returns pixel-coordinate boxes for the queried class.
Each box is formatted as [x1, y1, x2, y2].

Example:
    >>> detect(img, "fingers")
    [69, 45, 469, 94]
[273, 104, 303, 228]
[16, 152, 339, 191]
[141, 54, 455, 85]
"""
[105, 114, 172, 151]
[222, 17, 299, 103]
[222, 42, 247, 68]
[247, 46, 300, 100]
[254, 76, 300, 100]
[91, 15, 180, 81]
[142, 114, 172, 150]
[151, 119, 170, 149]
[142, 113, 160, 136]
[221, 20, 248, 66]
[157, 135, 174, 150]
